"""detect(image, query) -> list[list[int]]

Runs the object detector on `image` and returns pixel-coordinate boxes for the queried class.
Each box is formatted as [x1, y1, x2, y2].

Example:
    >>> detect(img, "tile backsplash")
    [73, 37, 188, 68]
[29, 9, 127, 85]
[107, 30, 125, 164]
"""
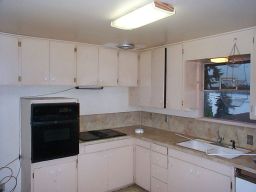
[80, 111, 256, 150]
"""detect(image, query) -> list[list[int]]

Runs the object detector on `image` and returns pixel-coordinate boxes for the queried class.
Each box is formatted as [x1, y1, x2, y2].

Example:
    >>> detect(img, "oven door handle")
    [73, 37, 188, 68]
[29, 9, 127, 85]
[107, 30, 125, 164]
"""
[31, 119, 78, 126]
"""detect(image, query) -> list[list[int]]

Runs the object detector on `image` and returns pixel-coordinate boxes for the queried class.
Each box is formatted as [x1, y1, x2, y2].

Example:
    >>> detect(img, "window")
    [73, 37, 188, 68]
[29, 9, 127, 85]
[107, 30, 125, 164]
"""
[203, 54, 256, 123]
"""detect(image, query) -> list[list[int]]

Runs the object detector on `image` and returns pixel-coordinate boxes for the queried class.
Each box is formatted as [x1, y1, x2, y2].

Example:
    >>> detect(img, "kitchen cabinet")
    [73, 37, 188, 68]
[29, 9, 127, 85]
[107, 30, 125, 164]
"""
[98, 47, 118, 86]
[78, 138, 134, 192]
[166, 43, 183, 110]
[151, 47, 165, 108]
[250, 29, 256, 120]
[118, 51, 138, 87]
[50, 41, 76, 85]
[33, 159, 77, 192]
[21, 38, 49, 85]
[168, 148, 234, 192]
[134, 140, 151, 191]
[183, 29, 254, 61]
[0, 34, 19, 85]
[76, 44, 99, 86]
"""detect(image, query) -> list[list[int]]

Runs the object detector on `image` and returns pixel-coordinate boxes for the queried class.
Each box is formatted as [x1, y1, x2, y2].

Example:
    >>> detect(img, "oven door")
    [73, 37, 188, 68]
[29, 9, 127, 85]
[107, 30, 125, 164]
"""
[31, 120, 79, 163]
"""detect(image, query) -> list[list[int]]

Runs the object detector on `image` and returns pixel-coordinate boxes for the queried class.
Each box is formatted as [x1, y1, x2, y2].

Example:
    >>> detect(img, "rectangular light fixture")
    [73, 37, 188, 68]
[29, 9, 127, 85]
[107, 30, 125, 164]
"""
[111, 1, 175, 30]
[210, 57, 229, 63]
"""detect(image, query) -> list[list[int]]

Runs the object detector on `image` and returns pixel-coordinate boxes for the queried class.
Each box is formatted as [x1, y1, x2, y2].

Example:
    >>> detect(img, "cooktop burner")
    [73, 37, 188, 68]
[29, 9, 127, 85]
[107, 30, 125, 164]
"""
[79, 129, 127, 142]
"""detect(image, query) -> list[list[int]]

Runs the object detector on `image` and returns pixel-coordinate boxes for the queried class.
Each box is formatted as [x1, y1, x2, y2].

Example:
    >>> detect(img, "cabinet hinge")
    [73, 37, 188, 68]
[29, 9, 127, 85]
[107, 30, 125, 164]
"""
[74, 47, 77, 52]
[182, 48, 184, 54]
[76, 159, 78, 168]
[253, 37, 255, 45]
[74, 77, 77, 83]
[117, 79, 119, 84]
[18, 76, 22, 82]
[181, 100, 184, 107]
[32, 173, 34, 179]
[230, 181, 232, 190]
[18, 41, 21, 47]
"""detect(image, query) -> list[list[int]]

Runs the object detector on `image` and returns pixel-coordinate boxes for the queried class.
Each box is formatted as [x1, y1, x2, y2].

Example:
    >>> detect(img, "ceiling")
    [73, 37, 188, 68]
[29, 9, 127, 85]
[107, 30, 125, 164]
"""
[0, 0, 256, 49]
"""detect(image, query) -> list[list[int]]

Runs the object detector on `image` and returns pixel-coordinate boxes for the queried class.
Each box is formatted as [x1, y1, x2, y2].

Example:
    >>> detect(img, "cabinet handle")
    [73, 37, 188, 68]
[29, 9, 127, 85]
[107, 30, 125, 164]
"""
[18, 76, 22, 82]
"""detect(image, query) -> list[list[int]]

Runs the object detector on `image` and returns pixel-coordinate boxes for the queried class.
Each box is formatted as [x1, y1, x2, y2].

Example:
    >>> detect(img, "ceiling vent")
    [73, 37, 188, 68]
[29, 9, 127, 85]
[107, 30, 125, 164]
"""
[117, 43, 135, 50]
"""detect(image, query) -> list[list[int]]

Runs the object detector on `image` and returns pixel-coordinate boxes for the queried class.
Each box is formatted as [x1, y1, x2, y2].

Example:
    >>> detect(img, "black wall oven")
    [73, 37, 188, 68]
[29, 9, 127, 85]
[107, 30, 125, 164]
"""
[31, 102, 79, 163]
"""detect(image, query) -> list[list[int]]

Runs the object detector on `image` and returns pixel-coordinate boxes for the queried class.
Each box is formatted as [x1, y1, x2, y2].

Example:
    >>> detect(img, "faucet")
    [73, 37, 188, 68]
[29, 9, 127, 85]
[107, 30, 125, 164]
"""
[230, 140, 236, 149]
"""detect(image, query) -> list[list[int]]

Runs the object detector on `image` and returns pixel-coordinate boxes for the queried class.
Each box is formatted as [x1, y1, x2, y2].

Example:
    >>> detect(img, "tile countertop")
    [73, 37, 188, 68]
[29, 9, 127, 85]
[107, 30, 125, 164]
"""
[114, 126, 256, 175]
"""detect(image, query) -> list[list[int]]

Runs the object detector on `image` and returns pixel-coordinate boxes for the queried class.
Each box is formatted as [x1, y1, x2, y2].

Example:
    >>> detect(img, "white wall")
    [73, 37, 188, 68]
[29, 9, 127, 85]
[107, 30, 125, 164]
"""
[0, 86, 138, 192]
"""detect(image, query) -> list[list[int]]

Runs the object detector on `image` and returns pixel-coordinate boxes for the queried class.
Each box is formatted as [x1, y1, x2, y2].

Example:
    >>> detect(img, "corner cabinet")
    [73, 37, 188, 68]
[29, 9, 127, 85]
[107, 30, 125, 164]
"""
[0, 34, 20, 85]
[250, 29, 256, 119]
[118, 51, 138, 87]
[49, 41, 76, 85]
[32, 158, 77, 192]
[168, 148, 234, 192]
[98, 48, 118, 86]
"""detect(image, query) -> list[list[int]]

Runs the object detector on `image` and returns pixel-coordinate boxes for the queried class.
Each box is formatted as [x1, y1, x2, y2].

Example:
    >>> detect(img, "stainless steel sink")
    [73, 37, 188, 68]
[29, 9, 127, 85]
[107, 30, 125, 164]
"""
[177, 139, 250, 159]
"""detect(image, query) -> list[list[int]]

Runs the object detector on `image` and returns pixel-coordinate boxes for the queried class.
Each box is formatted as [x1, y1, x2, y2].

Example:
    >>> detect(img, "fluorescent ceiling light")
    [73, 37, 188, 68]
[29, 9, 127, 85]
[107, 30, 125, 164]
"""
[210, 57, 229, 63]
[111, 1, 175, 30]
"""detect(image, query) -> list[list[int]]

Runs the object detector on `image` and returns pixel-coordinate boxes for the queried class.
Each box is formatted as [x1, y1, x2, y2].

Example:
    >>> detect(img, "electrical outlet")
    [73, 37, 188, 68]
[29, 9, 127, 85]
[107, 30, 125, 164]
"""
[247, 135, 253, 145]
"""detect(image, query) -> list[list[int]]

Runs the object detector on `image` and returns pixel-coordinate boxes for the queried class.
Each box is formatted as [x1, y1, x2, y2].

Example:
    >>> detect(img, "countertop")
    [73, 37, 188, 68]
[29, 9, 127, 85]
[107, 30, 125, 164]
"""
[80, 125, 256, 174]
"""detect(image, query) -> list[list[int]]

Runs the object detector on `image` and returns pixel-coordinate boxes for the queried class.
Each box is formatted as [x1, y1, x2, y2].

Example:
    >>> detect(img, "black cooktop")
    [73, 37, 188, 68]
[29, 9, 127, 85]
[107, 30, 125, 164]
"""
[79, 129, 127, 142]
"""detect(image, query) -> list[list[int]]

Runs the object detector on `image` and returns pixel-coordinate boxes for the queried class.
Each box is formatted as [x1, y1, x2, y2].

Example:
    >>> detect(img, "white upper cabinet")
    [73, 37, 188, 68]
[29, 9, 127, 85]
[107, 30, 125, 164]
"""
[118, 51, 138, 87]
[76, 45, 99, 86]
[250, 29, 256, 120]
[166, 43, 183, 110]
[0, 34, 19, 85]
[50, 41, 76, 85]
[183, 29, 254, 61]
[21, 38, 49, 85]
[98, 48, 118, 86]
[151, 47, 165, 108]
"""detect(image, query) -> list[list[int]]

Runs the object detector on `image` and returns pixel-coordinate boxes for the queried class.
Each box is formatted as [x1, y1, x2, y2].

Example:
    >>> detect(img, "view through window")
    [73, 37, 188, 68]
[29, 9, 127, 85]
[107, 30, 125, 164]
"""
[203, 54, 256, 123]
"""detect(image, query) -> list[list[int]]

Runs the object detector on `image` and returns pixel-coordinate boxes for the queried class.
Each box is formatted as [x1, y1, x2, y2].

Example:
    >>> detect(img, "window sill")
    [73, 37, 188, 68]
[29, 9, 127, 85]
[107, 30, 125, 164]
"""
[198, 117, 256, 129]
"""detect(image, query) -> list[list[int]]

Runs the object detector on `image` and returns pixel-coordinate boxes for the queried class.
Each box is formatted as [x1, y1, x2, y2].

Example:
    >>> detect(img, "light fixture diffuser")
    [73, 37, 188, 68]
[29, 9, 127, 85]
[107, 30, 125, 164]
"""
[111, 1, 175, 30]
[210, 57, 229, 63]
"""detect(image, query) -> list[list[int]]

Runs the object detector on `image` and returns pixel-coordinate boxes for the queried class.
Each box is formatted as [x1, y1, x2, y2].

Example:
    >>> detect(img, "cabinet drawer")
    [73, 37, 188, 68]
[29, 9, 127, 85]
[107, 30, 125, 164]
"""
[151, 164, 168, 183]
[151, 151, 167, 169]
[151, 143, 167, 155]
[135, 139, 151, 149]
[151, 177, 167, 192]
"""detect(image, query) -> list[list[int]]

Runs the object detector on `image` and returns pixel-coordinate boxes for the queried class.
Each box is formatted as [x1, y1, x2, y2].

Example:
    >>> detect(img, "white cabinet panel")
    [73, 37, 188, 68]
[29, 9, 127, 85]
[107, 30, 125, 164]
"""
[50, 41, 76, 85]
[166, 44, 183, 110]
[78, 152, 108, 192]
[151, 177, 167, 192]
[98, 48, 118, 86]
[118, 51, 138, 86]
[0, 34, 19, 85]
[76, 45, 98, 86]
[135, 145, 151, 191]
[21, 38, 49, 85]
[33, 160, 77, 192]
[183, 29, 254, 61]
[108, 146, 134, 191]
[250, 29, 256, 119]
[151, 48, 165, 108]
[168, 157, 231, 192]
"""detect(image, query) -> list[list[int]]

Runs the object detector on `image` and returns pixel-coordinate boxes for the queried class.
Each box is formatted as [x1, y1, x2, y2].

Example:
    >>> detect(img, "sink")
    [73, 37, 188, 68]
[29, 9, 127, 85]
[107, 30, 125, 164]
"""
[177, 139, 250, 159]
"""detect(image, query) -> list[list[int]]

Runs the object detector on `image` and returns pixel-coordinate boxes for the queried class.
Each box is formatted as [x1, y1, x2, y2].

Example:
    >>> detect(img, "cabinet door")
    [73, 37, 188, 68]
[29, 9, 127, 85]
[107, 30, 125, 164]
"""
[250, 29, 256, 119]
[168, 157, 231, 192]
[77, 45, 98, 86]
[108, 146, 134, 191]
[151, 47, 165, 108]
[98, 48, 118, 86]
[78, 152, 108, 192]
[56, 161, 77, 192]
[118, 51, 138, 87]
[166, 44, 183, 110]
[183, 29, 254, 61]
[21, 38, 49, 85]
[0, 34, 19, 85]
[135, 145, 151, 191]
[50, 41, 76, 85]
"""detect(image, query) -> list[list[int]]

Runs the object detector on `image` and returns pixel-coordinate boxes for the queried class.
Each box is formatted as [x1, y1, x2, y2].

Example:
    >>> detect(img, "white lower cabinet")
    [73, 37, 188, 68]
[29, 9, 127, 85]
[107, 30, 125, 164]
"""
[78, 138, 134, 192]
[32, 159, 77, 192]
[135, 145, 151, 191]
[168, 148, 234, 192]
